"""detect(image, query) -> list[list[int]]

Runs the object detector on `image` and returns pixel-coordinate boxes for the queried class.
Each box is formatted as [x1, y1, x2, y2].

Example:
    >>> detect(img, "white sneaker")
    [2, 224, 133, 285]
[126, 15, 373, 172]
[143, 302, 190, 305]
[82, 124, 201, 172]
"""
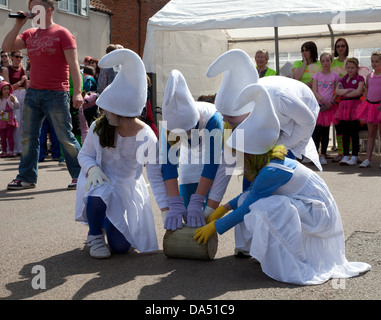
[359, 159, 371, 168]
[339, 156, 350, 165]
[319, 155, 327, 165]
[346, 156, 357, 166]
[86, 234, 111, 259]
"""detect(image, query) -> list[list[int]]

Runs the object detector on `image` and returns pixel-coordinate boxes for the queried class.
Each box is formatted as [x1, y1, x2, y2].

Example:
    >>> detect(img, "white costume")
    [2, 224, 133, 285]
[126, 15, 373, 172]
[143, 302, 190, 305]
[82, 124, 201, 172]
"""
[75, 123, 168, 252]
[75, 49, 168, 253]
[218, 84, 371, 285]
[161, 70, 222, 186]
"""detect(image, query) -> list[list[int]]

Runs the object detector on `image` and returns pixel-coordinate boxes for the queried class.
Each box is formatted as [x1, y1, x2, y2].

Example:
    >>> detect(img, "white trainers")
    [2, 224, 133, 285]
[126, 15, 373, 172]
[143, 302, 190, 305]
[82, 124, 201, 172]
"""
[346, 156, 358, 166]
[359, 159, 371, 168]
[339, 156, 350, 165]
[319, 155, 327, 165]
[86, 234, 111, 259]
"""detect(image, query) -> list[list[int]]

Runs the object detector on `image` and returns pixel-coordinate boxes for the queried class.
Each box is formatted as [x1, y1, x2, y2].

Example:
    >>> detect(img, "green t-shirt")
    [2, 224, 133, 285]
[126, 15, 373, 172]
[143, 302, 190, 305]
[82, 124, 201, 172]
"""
[292, 60, 322, 85]
[69, 73, 84, 97]
[331, 58, 346, 77]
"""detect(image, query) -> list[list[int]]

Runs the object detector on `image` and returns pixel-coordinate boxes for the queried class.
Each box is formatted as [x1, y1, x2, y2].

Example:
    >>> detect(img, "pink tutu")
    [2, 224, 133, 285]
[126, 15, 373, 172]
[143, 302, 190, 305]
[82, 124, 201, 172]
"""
[316, 104, 334, 127]
[357, 100, 381, 124]
[334, 99, 362, 122]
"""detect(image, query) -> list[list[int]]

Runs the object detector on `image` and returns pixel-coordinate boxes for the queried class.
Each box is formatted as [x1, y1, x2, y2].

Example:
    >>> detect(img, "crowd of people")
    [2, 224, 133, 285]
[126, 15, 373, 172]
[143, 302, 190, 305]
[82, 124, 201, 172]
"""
[0, 0, 374, 285]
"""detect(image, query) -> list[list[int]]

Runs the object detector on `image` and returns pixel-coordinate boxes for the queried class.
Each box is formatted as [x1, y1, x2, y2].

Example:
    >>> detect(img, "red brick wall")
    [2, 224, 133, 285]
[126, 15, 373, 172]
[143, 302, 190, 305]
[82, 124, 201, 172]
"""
[100, 0, 169, 57]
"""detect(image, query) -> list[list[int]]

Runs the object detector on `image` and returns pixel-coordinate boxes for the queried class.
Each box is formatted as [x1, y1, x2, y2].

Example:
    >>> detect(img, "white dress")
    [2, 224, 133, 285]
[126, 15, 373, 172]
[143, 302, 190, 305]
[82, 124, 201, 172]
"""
[237, 162, 371, 285]
[75, 122, 168, 253]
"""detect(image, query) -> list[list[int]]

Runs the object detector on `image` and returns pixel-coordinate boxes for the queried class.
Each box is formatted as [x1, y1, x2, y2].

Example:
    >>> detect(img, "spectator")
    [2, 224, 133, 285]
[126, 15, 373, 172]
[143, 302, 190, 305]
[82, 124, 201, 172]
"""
[38, 118, 61, 162]
[255, 49, 277, 78]
[331, 38, 349, 162]
[292, 41, 322, 88]
[83, 56, 92, 67]
[97, 44, 117, 94]
[89, 58, 100, 83]
[332, 38, 349, 77]
[0, 51, 10, 68]
[334, 58, 365, 166]
[3, 0, 82, 190]
[3, 50, 28, 155]
[0, 81, 19, 157]
[311, 53, 340, 165]
[139, 74, 158, 137]
[83, 66, 97, 93]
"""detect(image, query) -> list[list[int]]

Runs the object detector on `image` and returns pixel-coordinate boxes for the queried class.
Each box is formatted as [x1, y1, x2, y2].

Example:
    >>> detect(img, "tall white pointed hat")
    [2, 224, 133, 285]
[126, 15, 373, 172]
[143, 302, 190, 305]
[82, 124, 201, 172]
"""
[227, 84, 280, 155]
[162, 70, 199, 133]
[206, 49, 259, 116]
[96, 49, 147, 117]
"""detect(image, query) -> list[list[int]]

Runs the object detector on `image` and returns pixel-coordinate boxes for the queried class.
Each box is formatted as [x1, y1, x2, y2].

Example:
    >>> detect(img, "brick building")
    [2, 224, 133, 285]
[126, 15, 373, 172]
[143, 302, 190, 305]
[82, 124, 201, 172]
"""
[97, 0, 170, 57]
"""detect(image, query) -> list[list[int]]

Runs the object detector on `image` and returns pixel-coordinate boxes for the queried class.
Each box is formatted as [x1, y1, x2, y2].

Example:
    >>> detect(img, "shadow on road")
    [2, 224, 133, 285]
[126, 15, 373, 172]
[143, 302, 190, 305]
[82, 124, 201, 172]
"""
[1, 248, 293, 300]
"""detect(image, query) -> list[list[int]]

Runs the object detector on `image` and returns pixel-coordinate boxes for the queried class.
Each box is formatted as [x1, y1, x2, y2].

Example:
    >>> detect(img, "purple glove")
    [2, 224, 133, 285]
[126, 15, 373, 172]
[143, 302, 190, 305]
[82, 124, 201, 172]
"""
[186, 194, 206, 228]
[164, 196, 186, 231]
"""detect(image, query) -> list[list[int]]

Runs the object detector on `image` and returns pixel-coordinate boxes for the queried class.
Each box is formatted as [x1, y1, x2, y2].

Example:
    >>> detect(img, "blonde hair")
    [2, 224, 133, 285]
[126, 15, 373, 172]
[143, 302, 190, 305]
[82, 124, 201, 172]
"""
[320, 52, 333, 62]
[345, 57, 359, 68]
[371, 51, 381, 59]
[243, 145, 288, 182]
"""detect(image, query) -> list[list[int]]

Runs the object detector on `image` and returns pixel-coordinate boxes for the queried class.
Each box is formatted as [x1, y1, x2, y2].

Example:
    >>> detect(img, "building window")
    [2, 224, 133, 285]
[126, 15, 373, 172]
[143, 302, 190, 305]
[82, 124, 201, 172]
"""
[0, 0, 8, 9]
[59, 0, 88, 16]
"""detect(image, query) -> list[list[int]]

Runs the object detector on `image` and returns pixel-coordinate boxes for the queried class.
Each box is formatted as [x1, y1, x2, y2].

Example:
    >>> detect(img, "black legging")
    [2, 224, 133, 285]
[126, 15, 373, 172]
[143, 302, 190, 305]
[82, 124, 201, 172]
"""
[340, 120, 360, 156]
[312, 125, 330, 155]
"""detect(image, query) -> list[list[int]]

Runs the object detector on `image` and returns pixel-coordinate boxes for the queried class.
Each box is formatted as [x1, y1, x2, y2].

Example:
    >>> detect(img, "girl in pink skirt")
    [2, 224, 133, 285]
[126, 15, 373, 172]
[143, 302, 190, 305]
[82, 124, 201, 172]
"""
[357, 52, 381, 168]
[334, 58, 365, 165]
[312, 53, 340, 165]
[0, 81, 19, 157]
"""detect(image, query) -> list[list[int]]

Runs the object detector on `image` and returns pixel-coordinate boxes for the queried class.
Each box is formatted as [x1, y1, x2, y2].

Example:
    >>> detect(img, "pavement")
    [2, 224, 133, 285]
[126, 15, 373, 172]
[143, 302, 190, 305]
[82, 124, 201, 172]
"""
[0, 150, 380, 301]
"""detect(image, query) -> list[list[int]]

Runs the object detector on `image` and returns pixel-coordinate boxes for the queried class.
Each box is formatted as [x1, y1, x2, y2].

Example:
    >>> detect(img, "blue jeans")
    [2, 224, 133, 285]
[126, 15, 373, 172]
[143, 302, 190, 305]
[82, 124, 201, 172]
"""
[17, 89, 81, 183]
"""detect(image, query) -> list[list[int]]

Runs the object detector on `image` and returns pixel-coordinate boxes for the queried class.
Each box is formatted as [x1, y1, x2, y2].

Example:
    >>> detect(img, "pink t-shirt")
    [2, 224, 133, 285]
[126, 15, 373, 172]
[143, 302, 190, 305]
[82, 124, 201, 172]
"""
[367, 72, 381, 102]
[312, 71, 340, 102]
[19, 24, 77, 91]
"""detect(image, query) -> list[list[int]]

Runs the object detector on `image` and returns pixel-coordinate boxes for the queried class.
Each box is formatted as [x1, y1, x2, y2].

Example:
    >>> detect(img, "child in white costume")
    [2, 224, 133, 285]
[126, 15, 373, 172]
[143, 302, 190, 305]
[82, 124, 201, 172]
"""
[205, 49, 321, 218]
[161, 70, 223, 230]
[75, 49, 168, 258]
[194, 84, 371, 285]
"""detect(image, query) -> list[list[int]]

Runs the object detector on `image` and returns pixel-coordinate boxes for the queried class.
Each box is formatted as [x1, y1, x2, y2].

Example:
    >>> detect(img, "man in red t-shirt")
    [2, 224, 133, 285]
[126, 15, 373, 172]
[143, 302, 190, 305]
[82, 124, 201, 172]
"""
[2, 0, 83, 190]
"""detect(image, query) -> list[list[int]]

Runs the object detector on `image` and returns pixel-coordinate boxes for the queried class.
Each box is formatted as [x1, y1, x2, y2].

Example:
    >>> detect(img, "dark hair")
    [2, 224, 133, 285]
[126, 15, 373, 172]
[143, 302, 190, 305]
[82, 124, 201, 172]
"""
[106, 44, 118, 54]
[334, 38, 349, 58]
[301, 41, 318, 63]
[94, 114, 116, 148]
[83, 66, 95, 76]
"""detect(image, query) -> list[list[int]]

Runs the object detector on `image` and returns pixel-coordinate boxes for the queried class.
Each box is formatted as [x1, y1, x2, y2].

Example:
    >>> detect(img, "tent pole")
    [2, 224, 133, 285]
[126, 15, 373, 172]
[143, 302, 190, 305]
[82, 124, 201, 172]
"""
[274, 27, 280, 74]
[327, 24, 335, 52]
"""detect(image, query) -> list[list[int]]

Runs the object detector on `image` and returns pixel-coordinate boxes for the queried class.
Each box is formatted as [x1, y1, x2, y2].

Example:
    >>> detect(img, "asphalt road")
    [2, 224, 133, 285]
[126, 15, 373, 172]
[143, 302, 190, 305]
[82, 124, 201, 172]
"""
[0, 151, 380, 302]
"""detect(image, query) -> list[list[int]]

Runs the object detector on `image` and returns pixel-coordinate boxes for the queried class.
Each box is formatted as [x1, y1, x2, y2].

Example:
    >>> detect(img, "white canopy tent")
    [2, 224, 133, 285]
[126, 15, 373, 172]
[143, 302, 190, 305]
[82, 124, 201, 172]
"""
[143, 0, 381, 108]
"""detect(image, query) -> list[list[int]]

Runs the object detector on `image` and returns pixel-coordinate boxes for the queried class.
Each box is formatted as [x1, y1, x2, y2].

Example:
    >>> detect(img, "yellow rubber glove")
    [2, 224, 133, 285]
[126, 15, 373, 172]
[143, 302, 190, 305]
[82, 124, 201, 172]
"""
[206, 205, 228, 224]
[193, 221, 217, 244]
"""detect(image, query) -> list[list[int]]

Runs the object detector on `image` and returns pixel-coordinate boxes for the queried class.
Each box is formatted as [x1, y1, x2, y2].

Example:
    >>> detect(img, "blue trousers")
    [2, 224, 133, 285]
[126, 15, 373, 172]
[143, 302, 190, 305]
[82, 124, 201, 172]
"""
[17, 89, 81, 183]
[179, 183, 209, 208]
[86, 196, 131, 254]
[39, 118, 61, 161]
